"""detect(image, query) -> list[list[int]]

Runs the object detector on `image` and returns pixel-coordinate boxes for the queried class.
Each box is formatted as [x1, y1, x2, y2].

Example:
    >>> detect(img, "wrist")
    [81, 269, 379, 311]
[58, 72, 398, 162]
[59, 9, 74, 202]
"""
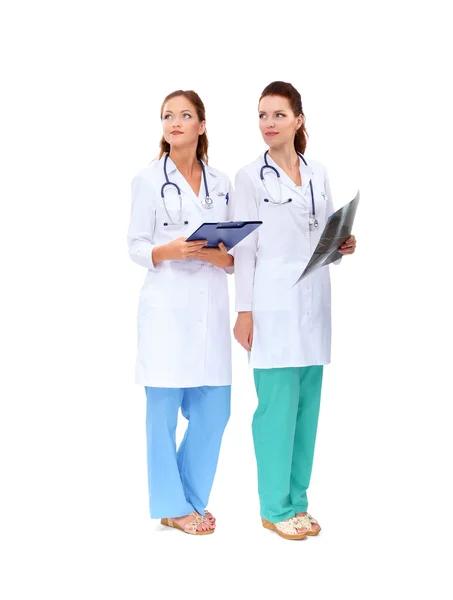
[222, 254, 233, 268]
[152, 245, 167, 266]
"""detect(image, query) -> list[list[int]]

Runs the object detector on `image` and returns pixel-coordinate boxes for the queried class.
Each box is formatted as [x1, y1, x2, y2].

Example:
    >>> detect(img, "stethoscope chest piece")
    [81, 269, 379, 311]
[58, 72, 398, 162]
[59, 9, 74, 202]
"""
[202, 196, 213, 209]
[309, 217, 319, 231]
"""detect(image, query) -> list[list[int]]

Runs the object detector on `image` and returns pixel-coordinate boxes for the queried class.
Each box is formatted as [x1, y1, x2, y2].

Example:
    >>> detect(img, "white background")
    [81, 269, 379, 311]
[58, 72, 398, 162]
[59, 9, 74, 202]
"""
[1, 1, 452, 598]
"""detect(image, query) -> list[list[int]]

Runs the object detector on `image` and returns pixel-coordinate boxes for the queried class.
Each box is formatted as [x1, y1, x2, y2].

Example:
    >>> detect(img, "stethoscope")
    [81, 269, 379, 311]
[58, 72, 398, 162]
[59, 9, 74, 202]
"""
[260, 150, 318, 230]
[161, 153, 213, 226]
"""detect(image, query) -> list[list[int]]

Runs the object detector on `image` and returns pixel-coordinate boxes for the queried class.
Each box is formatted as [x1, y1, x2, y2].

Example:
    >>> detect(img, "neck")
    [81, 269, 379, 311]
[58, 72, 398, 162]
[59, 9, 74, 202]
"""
[268, 145, 299, 170]
[169, 147, 200, 176]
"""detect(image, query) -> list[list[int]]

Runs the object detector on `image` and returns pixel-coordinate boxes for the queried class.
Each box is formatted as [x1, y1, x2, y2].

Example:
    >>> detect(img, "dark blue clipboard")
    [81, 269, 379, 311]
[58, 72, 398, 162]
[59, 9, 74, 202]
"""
[186, 221, 263, 250]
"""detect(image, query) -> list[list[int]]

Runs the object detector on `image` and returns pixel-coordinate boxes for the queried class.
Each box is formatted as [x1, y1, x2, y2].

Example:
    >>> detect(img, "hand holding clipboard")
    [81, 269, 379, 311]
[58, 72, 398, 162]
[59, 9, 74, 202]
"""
[186, 221, 263, 250]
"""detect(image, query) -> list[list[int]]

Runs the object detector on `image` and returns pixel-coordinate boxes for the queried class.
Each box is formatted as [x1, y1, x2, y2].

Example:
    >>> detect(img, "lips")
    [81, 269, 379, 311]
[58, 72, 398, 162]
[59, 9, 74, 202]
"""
[265, 132, 278, 137]
[171, 131, 183, 135]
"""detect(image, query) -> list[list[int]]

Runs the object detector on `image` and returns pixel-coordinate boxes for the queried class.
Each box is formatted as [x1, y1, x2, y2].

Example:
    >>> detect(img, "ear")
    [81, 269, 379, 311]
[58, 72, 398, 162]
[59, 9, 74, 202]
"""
[199, 120, 206, 135]
[295, 114, 304, 131]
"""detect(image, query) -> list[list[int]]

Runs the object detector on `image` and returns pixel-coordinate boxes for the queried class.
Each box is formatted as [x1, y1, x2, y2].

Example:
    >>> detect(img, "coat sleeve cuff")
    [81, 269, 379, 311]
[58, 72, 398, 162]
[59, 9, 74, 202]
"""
[236, 303, 252, 312]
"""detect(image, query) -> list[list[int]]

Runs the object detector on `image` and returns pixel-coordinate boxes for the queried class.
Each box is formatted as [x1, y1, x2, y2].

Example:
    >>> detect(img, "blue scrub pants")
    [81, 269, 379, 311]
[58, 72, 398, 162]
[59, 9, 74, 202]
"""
[145, 385, 231, 519]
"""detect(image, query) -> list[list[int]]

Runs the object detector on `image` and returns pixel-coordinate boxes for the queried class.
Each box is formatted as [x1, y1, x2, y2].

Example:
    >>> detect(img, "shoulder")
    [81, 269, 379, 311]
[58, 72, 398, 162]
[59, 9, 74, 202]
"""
[205, 163, 231, 186]
[235, 155, 263, 182]
[305, 157, 328, 177]
[132, 159, 162, 186]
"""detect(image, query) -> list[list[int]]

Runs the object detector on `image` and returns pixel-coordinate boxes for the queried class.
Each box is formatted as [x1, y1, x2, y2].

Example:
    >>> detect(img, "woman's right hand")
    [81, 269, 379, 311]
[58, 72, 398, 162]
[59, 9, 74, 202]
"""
[234, 311, 254, 352]
[153, 237, 207, 264]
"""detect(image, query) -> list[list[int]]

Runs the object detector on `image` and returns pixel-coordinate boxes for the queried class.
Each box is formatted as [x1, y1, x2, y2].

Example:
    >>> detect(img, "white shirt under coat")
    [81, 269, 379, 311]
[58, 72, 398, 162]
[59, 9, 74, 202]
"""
[233, 153, 341, 369]
[128, 155, 234, 388]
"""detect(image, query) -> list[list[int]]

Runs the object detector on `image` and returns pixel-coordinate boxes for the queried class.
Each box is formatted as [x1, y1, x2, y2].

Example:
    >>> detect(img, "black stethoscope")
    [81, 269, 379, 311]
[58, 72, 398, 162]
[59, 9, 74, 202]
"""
[161, 154, 213, 226]
[260, 150, 318, 230]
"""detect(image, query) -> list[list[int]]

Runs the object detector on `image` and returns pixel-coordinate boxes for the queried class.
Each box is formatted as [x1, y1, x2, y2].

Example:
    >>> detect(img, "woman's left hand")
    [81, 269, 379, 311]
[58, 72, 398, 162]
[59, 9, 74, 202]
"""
[339, 235, 357, 255]
[194, 242, 233, 268]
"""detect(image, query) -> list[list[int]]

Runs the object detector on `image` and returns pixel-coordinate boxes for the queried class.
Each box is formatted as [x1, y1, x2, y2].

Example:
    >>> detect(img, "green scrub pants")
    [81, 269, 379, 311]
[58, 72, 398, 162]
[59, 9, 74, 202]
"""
[252, 366, 324, 523]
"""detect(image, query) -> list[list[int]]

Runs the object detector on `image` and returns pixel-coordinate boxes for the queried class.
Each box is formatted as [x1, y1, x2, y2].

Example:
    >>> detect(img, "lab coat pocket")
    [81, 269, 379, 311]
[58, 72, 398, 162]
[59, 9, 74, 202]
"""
[252, 260, 292, 311]
[142, 272, 189, 309]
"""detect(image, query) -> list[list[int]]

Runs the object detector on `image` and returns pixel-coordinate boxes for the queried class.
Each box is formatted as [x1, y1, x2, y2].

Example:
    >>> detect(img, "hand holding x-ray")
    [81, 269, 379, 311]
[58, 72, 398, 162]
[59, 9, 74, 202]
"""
[294, 191, 360, 285]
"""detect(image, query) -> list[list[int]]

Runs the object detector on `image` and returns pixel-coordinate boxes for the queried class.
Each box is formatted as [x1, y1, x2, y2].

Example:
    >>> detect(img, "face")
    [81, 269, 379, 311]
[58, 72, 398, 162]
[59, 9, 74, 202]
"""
[161, 96, 205, 150]
[258, 95, 303, 149]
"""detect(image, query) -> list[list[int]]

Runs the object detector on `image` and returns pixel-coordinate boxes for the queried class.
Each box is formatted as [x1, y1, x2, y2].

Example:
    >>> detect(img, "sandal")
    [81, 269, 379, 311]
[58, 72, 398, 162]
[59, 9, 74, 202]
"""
[296, 513, 321, 536]
[161, 511, 214, 536]
[261, 517, 307, 540]
[205, 510, 216, 525]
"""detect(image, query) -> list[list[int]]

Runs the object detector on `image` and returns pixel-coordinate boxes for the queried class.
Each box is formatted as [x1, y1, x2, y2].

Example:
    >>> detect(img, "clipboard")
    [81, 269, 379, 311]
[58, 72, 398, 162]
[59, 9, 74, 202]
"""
[186, 221, 263, 250]
[293, 191, 360, 285]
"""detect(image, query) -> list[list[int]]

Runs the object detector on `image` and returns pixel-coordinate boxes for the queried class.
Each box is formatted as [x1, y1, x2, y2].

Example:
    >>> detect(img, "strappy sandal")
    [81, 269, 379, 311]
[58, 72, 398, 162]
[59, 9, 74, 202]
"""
[261, 517, 308, 540]
[205, 510, 216, 525]
[161, 511, 214, 536]
[296, 513, 321, 536]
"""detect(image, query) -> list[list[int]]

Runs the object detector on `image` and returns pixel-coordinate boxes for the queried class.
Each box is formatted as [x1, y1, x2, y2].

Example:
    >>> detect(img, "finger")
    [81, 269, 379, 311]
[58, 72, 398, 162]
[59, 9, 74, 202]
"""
[234, 332, 249, 351]
[185, 240, 208, 247]
[218, 242, 227, 253]
[240, 340, 250, 351]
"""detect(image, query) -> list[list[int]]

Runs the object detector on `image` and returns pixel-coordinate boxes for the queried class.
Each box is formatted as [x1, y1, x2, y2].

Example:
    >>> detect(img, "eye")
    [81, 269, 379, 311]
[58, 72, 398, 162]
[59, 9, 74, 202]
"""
[182, 113, 191, 119]
[163, 114, 172, 120]
[259, 113, 267, 119]
[276, 113, 285, 118]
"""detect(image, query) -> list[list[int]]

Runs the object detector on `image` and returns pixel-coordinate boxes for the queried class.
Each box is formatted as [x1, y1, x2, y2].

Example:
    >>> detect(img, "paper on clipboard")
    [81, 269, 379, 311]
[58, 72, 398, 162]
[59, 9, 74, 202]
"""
[294, 191, 360, 285]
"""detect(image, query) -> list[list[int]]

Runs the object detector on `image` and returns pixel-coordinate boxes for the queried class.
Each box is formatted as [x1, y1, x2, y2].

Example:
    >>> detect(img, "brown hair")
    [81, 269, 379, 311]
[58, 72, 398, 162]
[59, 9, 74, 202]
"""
[159, 90, 209, 163]
[259, 81, 308, 154]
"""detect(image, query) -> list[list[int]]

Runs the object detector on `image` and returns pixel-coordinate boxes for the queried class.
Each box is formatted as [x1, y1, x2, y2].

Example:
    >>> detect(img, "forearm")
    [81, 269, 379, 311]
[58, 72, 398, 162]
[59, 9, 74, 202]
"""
[234, 253, 256, 311]
[151, 244, 169, 266]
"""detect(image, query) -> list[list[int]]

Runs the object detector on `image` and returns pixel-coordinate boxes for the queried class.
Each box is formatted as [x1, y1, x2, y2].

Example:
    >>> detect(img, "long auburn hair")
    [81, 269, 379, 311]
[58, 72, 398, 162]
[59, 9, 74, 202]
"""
[259, 81, 308, 154]
[159, 90, 209, 163]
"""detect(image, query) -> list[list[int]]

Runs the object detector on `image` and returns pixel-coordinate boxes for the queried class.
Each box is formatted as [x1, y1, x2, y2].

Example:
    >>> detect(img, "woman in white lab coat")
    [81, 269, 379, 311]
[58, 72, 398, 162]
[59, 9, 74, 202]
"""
[128, 90, 234, 535]
[233, 81, 357, 540]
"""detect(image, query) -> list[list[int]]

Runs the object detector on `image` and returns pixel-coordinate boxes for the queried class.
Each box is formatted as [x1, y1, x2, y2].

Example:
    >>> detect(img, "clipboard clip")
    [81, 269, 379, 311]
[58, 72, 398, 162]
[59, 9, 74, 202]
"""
[216, 222, 246, 229]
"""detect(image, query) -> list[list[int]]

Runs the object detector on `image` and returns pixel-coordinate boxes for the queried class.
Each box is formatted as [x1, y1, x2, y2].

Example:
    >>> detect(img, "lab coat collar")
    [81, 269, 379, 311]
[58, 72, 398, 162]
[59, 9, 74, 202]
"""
[160, 154, 219, 205]
[265, 152, 314, 197]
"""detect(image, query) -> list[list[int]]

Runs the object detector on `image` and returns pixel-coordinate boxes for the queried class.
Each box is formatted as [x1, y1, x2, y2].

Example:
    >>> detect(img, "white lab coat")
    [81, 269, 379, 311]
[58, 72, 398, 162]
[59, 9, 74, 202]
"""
[128, 155, 234, 388]
[233, 154, 341, 369]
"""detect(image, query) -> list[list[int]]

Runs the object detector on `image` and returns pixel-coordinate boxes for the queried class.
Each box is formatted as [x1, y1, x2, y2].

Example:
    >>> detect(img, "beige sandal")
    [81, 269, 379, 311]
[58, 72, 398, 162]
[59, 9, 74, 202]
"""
[296, 513, 321, 536]
[262, 517, 307, 540]
[205, 510, 216, 524]
[161, 511, 214, 536]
